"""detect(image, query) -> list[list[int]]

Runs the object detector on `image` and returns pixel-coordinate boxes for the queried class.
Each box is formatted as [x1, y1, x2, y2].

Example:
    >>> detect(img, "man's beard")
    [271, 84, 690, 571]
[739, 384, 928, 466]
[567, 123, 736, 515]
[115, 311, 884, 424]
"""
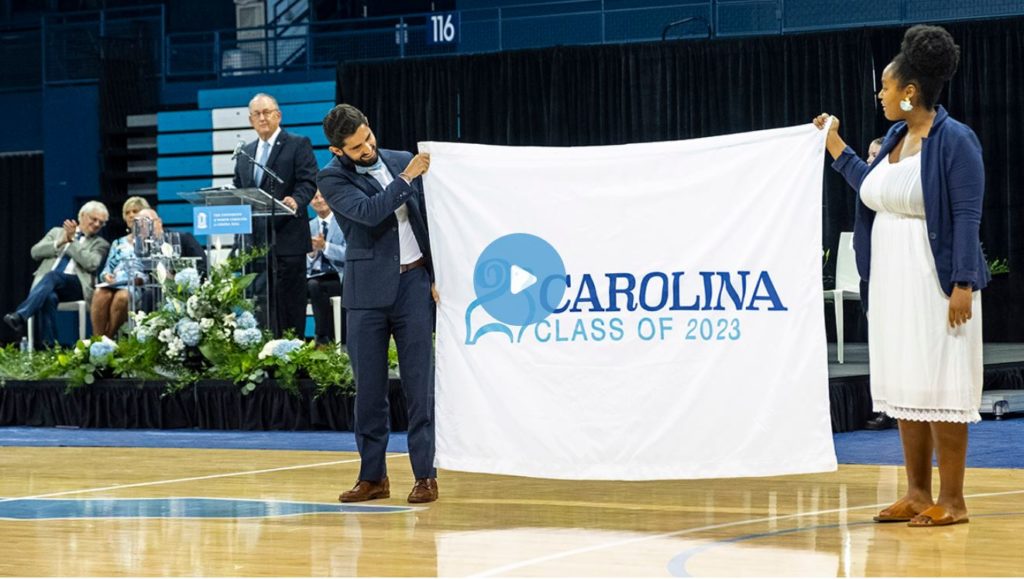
[353, 146, 379, 167]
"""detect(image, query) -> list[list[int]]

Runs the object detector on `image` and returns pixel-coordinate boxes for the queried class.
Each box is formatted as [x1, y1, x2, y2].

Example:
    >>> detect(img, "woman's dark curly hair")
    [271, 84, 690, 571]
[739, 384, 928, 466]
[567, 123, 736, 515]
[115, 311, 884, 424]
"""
[890, 24, 960, 110]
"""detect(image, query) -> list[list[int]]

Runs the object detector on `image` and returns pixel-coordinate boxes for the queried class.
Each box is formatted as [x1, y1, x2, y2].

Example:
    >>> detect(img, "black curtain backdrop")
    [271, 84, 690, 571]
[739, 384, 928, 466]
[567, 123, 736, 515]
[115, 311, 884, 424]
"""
[338, 18, 1024, 341]
[0, 152, 45, 345]
[98, 36, 159, 241]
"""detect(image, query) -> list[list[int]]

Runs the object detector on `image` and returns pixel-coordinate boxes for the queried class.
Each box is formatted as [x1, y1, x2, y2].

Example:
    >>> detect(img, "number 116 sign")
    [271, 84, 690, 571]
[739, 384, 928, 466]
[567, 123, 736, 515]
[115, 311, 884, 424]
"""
[427, 11, 460, 45]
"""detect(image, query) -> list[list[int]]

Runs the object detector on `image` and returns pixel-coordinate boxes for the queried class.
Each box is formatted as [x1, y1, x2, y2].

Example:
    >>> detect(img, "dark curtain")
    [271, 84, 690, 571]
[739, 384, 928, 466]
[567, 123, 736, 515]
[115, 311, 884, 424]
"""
[338, 17, 1024, 340]
[0, 152, 45, 345]
[0, 379, 408, 431]
[98, 36, 158, 241]
[940, 19, 1024, 341]
[337, 56, 461, 149]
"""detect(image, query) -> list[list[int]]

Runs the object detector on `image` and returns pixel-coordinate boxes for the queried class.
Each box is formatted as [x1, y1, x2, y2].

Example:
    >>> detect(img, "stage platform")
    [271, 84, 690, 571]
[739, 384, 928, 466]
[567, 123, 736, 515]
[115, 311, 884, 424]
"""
[826, 343, 1024, 431]
[2, 345, 1022, 434]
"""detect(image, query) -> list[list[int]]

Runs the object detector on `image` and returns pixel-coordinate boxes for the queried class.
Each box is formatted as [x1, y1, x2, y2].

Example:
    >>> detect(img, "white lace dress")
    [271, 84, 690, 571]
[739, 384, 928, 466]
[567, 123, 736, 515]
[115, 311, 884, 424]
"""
[859, 154, 984, 423]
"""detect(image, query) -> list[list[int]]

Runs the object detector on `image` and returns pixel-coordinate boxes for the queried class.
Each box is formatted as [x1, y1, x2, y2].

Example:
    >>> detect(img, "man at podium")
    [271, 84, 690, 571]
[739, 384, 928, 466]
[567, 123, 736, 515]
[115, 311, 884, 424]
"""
[232, 92, 318, 337]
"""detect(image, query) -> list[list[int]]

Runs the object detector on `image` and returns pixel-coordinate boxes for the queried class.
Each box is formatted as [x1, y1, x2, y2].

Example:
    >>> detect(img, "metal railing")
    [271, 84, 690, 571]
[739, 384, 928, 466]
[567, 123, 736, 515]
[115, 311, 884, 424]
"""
[41, 4, 164, 86]
[3, 0, 1023, 91]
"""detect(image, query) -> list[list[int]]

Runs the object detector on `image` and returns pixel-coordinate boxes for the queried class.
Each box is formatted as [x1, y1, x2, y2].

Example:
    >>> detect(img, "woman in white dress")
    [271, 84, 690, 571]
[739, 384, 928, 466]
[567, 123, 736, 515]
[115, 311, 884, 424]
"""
[814, 25, 990, 527]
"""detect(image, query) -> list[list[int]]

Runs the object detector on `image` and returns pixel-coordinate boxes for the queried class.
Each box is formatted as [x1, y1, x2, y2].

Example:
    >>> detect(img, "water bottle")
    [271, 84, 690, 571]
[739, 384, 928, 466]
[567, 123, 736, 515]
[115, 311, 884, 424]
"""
[19, 336, 28, 353]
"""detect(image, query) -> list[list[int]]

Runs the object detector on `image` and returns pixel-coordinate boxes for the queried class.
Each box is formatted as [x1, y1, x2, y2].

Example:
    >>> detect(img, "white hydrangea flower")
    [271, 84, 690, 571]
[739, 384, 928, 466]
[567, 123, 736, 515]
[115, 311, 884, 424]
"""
[186, 295, 200, 318]
[166, 337, 185, 358]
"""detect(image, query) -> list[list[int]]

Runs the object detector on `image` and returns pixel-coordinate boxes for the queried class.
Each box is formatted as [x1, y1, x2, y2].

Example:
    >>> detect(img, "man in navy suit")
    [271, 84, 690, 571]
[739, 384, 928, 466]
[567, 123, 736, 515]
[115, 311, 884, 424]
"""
[233, 92, 318, 337]
[306, 189, 347, 345]
[317, 104, 438, 504]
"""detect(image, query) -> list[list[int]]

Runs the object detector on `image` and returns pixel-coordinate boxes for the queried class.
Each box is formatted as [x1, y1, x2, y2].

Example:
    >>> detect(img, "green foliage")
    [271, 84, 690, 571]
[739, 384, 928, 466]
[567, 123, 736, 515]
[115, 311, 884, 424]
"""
[200, 337, 267, 394]
[0, 248, 358, 397]
[388, 339, 399, 371]
[108, 336, 162, 381]
[0, 345, 59, 385]
[989, 258, 1010, 276]
[292, 344, 355, 396]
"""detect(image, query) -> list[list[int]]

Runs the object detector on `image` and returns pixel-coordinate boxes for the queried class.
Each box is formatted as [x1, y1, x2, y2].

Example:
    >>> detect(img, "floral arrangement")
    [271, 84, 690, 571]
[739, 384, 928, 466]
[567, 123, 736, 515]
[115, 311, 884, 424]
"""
[3, 250, 355, 395]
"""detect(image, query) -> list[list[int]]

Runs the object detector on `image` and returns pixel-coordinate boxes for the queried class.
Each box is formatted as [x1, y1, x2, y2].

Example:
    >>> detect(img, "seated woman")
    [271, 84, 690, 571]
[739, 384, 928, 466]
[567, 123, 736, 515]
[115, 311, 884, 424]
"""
[94, 207, 209, 338]
[90, 196, 150, 338]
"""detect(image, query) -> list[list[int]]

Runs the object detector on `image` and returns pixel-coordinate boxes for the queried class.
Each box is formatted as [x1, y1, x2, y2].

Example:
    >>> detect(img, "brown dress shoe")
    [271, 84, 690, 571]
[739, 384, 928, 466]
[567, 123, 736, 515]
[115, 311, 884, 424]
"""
[407, 478, 438, 504]
[339, 477, 390, 503]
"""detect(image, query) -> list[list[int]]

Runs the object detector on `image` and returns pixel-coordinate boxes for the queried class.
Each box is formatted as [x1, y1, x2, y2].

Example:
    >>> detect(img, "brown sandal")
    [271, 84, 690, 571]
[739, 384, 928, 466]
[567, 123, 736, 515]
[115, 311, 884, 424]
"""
[907, 505, 969, 527]
[873, 500, 924, 523]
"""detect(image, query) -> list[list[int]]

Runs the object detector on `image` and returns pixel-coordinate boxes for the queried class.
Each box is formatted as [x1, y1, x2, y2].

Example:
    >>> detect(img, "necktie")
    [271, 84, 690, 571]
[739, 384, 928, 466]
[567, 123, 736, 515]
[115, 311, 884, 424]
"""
[53, 232, 82, 273]
[319, 220, 335, 273]
[253, 141, 270, 186]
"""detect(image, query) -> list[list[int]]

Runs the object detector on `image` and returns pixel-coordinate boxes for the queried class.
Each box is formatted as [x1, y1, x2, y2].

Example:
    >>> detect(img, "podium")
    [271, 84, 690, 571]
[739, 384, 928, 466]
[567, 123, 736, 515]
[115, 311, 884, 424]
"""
[178, 186, 297, 331]
[178, 186, 296, 217]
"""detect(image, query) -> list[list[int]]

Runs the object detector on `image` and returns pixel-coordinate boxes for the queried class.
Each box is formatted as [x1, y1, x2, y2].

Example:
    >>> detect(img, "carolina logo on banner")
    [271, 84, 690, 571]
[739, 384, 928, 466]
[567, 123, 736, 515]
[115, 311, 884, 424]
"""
[420, 124, 837, 480]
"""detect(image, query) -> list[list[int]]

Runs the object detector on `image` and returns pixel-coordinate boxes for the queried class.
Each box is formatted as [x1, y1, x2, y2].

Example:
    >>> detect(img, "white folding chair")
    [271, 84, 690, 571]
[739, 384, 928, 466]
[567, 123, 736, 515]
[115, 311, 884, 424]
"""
[330, 295, 343, 351]
[307, 296, 345, 351]
[27, 300, 88, 352]
[823, 232, 860, 364]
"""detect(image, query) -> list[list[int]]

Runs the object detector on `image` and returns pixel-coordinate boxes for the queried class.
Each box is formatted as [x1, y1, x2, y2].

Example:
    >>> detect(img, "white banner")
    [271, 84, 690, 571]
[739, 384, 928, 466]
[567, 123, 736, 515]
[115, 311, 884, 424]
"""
[421, 124, 836, 480]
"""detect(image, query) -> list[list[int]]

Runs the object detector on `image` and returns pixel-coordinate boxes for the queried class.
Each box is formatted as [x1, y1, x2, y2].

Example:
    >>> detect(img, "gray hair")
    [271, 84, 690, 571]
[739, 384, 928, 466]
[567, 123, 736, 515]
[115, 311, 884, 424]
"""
[248, 93, 280, 112]
[78, 200, 109, 221]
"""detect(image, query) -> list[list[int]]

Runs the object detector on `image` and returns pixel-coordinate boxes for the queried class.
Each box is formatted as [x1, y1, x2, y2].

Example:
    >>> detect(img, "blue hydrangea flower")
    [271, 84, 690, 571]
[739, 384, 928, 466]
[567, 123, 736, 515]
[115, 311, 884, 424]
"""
[233, 327, 262, 348]
[236, 311, 258, 330]
[175, 268, 201, 293]
[176, 319, 202, 347]
[135, 327, 151, 343]
[89, 340, 116, 365]
[272, 339, 304, 358]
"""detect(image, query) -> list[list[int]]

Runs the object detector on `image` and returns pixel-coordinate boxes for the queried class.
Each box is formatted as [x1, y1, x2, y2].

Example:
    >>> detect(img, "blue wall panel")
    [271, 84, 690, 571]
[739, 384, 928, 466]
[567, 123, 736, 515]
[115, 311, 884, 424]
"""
[157, 156, 213, 178]
[198, 81, 335, 109]
[158, 203, 195, 226]
[289, 125, 330, 147]
[41, 84, 101, 345]
[157, 132, 214, 155]
[0, 90, 44, 153]
[43, 85, 100, 232]
[157, 110, 212, 132]
[280, 101, 335, 125]
[157, 178, 215, 201]
[314, 149, 333, 168]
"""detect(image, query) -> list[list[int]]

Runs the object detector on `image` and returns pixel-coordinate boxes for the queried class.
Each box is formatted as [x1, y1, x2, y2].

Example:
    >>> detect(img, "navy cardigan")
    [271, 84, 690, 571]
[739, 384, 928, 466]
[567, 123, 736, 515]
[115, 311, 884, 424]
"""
[831, 105, 990, 302]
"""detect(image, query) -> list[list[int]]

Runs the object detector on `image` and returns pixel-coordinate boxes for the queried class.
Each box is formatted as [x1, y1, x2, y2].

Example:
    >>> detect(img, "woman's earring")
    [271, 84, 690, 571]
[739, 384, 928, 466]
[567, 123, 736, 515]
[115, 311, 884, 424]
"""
[899, 98, 914, 112]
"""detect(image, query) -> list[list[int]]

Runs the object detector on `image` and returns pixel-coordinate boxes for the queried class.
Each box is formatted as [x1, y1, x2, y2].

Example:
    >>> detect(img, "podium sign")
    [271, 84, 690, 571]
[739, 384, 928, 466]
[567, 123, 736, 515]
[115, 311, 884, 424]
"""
[193, 205, 253, 235]
[178, 187, 295, 217]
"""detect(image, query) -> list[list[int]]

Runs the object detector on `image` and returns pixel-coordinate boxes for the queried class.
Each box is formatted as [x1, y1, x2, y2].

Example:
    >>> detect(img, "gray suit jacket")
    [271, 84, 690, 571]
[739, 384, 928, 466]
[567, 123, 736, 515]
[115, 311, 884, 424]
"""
[30, 227, 110, 302]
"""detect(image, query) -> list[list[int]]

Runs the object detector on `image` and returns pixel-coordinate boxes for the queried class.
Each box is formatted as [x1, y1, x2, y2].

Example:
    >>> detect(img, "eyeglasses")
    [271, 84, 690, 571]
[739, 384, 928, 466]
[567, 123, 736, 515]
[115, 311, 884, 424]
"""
[249, 109, 280, 119]
[84, 215, 107, 227]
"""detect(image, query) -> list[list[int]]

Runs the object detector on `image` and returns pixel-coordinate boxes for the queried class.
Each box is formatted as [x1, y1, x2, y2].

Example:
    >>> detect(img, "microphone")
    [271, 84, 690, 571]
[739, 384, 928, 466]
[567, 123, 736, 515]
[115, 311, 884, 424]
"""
[231, 140, 245, 160]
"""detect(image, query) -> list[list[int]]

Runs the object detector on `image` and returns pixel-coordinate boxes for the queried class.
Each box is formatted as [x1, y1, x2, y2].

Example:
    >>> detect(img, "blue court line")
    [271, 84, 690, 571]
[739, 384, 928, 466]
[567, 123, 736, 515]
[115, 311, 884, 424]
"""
[0, 497, 415, 520]
[665, 512, 1024, 577]
[0, 427, 408, 453]
[1, 417, 1020, 469]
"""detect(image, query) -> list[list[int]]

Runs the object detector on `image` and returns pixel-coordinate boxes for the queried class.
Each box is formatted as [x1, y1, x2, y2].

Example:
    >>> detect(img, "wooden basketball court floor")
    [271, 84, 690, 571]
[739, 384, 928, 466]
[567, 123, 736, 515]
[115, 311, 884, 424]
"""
[1, 445, 1022, 576]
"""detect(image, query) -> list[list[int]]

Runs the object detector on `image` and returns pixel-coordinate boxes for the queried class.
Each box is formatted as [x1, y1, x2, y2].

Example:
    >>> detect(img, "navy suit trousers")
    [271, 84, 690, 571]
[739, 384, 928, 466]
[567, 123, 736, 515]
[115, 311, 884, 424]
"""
[347, 266, 436, 481]
[16, 271, 83, 345]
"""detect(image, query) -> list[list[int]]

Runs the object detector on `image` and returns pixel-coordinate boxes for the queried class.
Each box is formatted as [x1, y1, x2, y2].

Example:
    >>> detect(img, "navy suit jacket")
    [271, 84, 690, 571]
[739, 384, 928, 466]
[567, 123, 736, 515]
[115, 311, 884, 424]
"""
[316, 149, 432, 309]
[831, 106, 990, 299]
[232, 129, 318, 256]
